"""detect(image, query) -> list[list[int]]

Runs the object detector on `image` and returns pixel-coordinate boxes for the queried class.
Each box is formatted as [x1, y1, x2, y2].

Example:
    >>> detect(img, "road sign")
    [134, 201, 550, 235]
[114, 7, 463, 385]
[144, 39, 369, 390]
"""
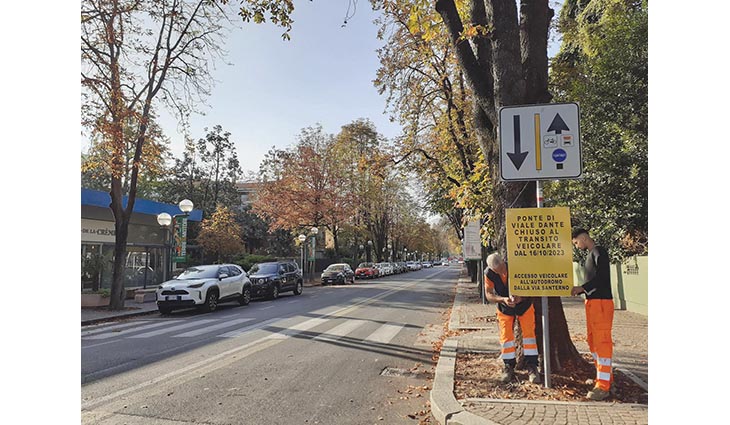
[462, 220, 482, 260]
[505, 207, 573, 296]
[499, 103, 582, 181]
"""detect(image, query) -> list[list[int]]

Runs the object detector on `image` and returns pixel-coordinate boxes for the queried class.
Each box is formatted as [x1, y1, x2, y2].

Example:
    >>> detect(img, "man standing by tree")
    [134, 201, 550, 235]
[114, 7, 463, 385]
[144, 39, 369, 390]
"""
[484, 253, 541, 384]
[571, 228, 614, 401]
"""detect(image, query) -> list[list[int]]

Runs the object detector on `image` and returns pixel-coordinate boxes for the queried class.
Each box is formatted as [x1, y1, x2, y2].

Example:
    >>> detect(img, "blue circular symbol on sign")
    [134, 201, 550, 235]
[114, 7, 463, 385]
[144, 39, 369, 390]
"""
[552, 148, 567, 162]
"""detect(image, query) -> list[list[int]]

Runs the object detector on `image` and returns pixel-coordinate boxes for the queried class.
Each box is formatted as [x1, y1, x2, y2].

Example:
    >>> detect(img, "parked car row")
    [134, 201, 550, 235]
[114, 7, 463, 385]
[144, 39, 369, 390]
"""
[354, 260, 438, 280]
[156, 260, 303, 315]
[155, 258, 448, 315]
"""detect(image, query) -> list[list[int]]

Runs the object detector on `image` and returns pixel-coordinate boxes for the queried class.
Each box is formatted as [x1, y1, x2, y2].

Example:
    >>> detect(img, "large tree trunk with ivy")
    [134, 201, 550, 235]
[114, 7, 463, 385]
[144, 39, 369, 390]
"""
[436, 0, 583, 370]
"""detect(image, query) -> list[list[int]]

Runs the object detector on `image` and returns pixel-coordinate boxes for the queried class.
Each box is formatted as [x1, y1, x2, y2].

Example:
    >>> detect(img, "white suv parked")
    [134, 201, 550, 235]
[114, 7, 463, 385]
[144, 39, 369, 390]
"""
[156, 264, 252, 314]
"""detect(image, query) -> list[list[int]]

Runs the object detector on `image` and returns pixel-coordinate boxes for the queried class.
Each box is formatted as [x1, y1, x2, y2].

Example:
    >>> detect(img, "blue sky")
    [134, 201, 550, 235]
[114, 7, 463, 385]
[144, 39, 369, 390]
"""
[153, 1, 564, 175]
[156, 2, 403, 174]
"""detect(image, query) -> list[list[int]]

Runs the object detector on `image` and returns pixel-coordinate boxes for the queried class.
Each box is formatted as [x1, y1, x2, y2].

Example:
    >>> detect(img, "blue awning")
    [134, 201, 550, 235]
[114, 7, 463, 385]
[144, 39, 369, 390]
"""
[81, 188, 203, 221]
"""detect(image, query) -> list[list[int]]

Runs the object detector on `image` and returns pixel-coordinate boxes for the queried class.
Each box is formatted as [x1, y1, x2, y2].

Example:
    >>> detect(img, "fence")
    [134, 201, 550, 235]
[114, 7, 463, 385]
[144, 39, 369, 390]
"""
[573, 255, 648, 316]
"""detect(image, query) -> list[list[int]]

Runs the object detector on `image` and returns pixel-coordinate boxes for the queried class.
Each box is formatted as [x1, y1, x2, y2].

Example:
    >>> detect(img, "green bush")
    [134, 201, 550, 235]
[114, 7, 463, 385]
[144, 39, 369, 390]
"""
[234, 254, 277, 272]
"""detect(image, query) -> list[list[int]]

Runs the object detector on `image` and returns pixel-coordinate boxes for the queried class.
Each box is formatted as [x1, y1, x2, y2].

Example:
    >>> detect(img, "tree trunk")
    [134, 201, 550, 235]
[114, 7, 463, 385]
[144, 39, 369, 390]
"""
[109, 181, 131, 310]
[534, 297, 583, 372]
[436, 0, 584, 369]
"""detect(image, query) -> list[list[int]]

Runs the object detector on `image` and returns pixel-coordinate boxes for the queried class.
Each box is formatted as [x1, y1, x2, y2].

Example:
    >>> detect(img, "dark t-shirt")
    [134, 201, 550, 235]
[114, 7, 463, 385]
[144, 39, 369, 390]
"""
[582, 245, 613, 299]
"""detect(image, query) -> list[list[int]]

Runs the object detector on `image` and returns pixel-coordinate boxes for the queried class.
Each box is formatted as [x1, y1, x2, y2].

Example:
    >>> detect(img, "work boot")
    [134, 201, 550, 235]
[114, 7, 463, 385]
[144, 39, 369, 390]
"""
[527, 365, 541, 384]
[500, 364, 515, 383]
[586, 387, 610, 401]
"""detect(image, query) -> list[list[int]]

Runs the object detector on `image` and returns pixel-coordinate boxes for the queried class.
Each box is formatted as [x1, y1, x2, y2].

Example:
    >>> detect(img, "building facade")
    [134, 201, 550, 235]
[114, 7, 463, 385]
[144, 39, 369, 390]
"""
[81, 189, 203, 291]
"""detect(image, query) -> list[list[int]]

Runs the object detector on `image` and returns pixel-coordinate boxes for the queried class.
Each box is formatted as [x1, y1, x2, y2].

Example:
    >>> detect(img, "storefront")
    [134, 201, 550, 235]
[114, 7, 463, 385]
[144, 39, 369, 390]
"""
[81, 189, 203, 291]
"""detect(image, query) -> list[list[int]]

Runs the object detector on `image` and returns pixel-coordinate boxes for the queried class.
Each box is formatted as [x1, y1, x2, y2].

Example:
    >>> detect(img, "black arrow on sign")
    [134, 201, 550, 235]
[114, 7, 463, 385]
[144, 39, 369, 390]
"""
[547, 113, 570, 134]
[507, 115, 529, 170]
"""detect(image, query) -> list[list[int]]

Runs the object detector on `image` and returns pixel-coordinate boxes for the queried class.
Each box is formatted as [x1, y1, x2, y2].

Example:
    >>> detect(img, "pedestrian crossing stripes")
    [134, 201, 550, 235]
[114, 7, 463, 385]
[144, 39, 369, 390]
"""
[267, 317, 329, 340]
[127, 319, 218, 338]
[173, 318, 255, 338]
[363, 322, 404, 345]
[313, 319, 367, 342]
[83, 317, 409, 346]
[83, 320, 183, 340]
[217, 317, 283, 338]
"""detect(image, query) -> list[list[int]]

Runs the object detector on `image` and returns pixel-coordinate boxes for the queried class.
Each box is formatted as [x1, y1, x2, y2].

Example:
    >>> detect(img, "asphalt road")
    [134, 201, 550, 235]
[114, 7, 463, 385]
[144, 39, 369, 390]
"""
[81, 265, 460, 425]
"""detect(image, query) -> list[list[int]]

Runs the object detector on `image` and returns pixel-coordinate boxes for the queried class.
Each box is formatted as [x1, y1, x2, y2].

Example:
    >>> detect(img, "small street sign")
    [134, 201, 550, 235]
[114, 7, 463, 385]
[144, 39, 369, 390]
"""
[462, 220, 482, 260]
[499, 103, 582, 181]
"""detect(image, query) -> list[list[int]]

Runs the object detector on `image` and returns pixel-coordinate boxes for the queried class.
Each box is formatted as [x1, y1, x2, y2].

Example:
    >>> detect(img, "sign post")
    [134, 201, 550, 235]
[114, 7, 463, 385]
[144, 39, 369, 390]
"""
[499, 102, 582, 389]
[173, 216, 188, 263]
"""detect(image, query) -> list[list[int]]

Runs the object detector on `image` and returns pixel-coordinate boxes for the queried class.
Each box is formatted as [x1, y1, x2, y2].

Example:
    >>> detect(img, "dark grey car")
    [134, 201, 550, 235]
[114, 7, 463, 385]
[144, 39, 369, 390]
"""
[321, 263, 355, 285]
[248, 261, 303, 300]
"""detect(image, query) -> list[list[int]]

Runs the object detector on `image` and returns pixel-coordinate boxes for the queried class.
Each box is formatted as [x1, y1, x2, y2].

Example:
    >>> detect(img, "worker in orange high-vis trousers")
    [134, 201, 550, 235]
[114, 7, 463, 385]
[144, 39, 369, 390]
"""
[484, 253, 541, 384]
[571, 228, 614, 401]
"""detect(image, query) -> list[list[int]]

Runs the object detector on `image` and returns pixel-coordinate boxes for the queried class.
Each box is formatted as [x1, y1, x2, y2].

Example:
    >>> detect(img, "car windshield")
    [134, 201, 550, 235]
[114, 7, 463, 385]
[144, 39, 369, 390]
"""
[357, 263, 373, 268]
[326, 265, 345, 271]
[176, 266, 219, 279]
[249, 263, 279, 274]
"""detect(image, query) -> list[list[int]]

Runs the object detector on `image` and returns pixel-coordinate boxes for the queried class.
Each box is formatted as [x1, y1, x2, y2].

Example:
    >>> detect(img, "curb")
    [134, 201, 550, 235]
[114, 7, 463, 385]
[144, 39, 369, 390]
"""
[81, 309, 159, 326]
[430, 338, 499, 425]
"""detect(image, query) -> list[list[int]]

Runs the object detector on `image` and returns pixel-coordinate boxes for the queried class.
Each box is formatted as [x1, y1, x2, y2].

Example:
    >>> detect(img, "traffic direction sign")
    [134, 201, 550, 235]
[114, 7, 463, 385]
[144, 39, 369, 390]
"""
[499, 103, 582, 181]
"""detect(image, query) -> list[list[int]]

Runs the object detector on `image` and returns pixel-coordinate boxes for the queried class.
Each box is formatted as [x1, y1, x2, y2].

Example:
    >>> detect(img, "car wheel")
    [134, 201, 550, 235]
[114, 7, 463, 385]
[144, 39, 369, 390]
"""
[158, 306, 172, 315]
[239, 287, 251, 306]
[201, 290, 219, 312]
[270, 285, 279, 300]
[293, 281, 303, 295]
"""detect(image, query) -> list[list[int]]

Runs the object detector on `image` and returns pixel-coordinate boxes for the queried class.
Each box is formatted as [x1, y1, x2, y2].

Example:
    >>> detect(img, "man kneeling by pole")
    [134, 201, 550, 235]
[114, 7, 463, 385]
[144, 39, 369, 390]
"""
[484, 253, 541, 384]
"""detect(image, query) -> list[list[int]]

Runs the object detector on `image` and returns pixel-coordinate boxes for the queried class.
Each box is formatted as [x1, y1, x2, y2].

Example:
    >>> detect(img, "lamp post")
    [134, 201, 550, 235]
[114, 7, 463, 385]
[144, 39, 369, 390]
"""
[366, 240, 373, 263]
[310, 226, 318, 282]
[156, 199, 194, 282]
[298, 234, 307, 276]
[387, 243, 392, 262]
[359, 244, 364, 262]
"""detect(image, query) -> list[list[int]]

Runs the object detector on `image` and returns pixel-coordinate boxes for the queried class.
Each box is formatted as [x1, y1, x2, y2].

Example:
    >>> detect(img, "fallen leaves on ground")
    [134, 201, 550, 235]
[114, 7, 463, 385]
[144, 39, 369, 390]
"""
[454, 352, 647, 404]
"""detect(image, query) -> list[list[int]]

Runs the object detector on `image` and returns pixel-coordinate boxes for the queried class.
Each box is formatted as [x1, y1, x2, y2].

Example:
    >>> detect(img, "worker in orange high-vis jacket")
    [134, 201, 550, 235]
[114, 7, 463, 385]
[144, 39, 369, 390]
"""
[484, 253, 541, 384]
[571, 228, 614, 401]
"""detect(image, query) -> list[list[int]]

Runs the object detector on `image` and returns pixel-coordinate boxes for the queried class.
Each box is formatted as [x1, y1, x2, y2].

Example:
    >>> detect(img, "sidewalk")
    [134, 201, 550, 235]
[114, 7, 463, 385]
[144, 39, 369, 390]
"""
[431, 273, 648, 425]
[81, 280, 323, 326]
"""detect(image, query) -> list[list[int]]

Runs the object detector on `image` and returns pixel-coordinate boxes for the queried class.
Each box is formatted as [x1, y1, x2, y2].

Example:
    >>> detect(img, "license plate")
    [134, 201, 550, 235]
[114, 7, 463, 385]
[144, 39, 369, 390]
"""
[165, 295, 169, 301]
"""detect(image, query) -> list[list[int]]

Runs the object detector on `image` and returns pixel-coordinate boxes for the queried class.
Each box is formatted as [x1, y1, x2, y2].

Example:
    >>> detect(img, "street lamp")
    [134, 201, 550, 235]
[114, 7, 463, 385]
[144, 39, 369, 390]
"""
[366, 240, 373, 263]
[298, 234, 307, 275]
[157, 199, 194, 282]
[359, 244, 364, 262]
[387, 243, 392, 262]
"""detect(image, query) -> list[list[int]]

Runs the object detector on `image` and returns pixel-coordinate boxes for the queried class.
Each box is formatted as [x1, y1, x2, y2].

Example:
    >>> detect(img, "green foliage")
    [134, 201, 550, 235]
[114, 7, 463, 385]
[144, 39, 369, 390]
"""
[548, 0, 648, 260]
[158, 125, 243, 218]
[234, 254, 278, 272]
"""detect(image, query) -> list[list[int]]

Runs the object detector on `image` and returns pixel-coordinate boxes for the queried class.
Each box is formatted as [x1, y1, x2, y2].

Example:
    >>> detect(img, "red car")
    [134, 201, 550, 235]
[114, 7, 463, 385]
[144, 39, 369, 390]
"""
[355, 262, 380, 279]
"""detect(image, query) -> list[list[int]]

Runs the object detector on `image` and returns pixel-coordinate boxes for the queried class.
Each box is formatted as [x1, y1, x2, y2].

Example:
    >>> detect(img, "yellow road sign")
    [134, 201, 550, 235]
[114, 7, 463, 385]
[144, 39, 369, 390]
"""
[506, 207, 573, 296]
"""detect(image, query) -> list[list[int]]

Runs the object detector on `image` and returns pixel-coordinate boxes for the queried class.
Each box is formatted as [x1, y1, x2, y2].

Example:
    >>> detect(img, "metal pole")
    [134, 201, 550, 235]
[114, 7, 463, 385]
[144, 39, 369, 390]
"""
[479, 259, 485, 304]
[537, 180, 551, 388]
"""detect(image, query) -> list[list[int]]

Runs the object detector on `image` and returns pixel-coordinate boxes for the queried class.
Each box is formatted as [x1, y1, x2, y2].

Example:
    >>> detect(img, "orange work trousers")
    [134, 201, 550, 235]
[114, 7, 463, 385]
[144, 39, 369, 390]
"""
[585, 299, 614, 391]
[497, 304, 539, 366]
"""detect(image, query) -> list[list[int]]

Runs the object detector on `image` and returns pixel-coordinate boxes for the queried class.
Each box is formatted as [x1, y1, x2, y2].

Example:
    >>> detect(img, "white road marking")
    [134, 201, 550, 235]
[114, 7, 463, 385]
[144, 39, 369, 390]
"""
[81, 320, 152, 337]
[126, 319, 217, 338]
[83, 320, 182, 340]
[267, 317, 329, 339]
[217, 317, 283, 338]
[364, 322, 404, 345]
[313, 319, 367, 342]
[172, 318, 255, 338]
